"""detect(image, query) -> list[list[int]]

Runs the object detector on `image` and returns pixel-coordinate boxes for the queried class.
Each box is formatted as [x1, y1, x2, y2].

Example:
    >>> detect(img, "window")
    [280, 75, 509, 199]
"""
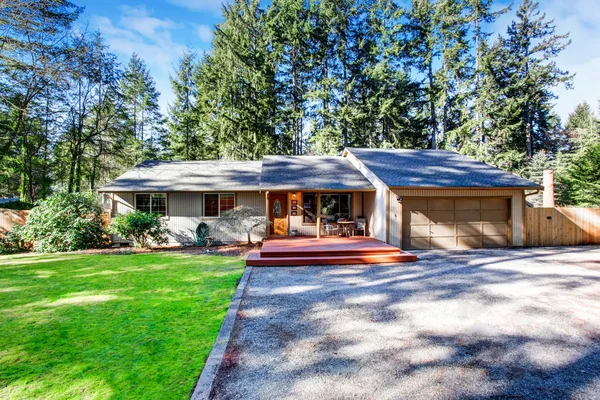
[303, 193, 351, 223]
[204, 193, 235, 217]
[303, 193, 317, 223]
[135, 193, 167, 216]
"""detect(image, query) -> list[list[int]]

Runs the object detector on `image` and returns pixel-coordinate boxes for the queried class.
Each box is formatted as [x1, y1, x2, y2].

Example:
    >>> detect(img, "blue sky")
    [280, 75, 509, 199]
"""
[77, 0, 600, 122]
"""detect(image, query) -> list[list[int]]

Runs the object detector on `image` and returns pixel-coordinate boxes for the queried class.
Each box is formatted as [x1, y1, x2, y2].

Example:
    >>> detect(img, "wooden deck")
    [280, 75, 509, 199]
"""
[246, 236, 417, 266]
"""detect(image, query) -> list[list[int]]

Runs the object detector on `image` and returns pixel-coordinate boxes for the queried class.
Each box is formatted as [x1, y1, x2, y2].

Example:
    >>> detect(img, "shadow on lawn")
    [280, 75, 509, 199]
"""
[211, 247, 600, 400]
[0, 253, 245, 399]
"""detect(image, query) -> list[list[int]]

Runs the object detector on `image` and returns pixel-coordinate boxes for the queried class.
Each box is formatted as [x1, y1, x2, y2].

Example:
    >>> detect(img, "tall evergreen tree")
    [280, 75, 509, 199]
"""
[0, 0, 82, 200]
[167, 47, 206, 160]
[488, 0, 572, 161]
[121, 53, 163, 162]
[406, 0, 440, 149]
[564, 101, 599, 154]
[205, 0, 278, 159]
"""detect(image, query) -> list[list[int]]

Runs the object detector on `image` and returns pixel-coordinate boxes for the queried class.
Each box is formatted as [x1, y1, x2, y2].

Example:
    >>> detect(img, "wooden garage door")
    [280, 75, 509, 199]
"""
[402, 198, 510, 249]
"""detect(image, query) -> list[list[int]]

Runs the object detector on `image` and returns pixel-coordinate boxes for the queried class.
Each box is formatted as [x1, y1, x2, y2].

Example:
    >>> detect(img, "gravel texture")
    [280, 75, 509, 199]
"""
[211, 246, 600, 400]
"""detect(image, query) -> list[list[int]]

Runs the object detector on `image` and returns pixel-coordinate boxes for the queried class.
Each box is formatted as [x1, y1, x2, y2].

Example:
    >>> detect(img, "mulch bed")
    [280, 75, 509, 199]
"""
[77, 242, 259, 257]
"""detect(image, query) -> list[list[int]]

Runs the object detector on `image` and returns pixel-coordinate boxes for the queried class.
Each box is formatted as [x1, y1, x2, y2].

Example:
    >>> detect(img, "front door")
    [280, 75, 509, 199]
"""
[269, 193, 288, 236]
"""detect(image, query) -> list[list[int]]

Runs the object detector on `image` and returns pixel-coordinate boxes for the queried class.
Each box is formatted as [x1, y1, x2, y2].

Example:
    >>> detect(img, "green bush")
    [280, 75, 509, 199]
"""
[556, 143, 600, 207]
[109, 211, 170, 248]
[20, 192, 109, 253]
[0, 225, 32, 254]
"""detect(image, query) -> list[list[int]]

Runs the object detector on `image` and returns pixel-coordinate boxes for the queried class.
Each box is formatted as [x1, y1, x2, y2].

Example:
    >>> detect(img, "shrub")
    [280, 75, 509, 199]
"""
[20, 192, 109, 253]
[0, 225, 32, 254]
[109, 211, 170, 248]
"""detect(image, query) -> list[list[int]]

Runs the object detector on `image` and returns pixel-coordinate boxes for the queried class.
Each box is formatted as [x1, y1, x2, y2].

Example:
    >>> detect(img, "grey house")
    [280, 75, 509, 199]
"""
[99, 148, 541, 250]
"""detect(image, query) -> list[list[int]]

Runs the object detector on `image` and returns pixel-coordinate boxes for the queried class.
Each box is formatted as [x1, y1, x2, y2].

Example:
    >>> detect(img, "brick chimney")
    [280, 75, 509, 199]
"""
[543, 169, 555, 207]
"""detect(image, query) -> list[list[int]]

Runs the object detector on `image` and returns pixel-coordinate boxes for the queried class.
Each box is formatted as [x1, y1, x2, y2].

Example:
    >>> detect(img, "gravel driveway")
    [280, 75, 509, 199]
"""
[211, 247, 600, 400]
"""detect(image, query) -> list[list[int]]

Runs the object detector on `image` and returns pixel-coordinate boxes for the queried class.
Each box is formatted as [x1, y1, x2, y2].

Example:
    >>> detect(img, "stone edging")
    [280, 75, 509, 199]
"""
[191, 266, 253, 400]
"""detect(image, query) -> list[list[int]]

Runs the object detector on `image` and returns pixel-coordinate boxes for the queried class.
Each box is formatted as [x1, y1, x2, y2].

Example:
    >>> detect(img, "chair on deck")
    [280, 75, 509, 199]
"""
[353, 217, 367, 237]
[322, 220, 339, 237]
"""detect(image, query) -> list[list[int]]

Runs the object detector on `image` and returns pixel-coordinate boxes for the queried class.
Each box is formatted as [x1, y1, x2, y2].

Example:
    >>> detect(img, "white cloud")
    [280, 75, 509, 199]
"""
[196, 25, 213, 43]
[91, 7, 185, 114]
[167, 0, 226, 13]
[119, 5, 179, 41]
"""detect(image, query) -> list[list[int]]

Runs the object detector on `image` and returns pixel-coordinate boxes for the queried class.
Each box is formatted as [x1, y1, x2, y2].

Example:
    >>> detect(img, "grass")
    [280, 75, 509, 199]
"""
[0, 251, 245, 399]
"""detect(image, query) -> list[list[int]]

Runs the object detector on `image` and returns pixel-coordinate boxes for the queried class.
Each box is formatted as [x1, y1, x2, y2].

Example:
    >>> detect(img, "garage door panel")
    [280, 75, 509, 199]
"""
[456, 210, 481, 222]
[483, 235, 508, 247]
[458, 236, 482, 249]
[428, 210, 455, 223]
[481, 198, 507, 210]
[431, 237, 456, 249]
[483, 223, 508, 236]
[405, 224, 430, 238]
[455, 199, 480, 210]
[403, 199, 427, 211]
[403, 210, 429, 224]
[428, 199, 454, 210]
[482, 209, 508, 222]
[405, 237, 429, 249]
[457, 223, 482, 236]
[401, 197, 509, 250]
[430, 224, 455, 237]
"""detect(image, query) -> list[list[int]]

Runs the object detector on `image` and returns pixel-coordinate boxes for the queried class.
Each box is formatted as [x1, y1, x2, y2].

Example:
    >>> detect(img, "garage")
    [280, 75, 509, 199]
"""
[402, 197, 511, 249]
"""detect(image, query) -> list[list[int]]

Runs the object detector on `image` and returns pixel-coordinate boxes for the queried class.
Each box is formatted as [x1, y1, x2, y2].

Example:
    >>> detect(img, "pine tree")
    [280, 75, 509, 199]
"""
[406, 0, 440, 149]
[167, 47, 206, 160]
[121, 53, 163, 162]
[466, 0, 508, 142]
[205, 0, 278, 160]
[491, 0, 572, 161]
[0, 0, 82, 200]
[267, 0, 311, 155]
[564, 101, 599, 154]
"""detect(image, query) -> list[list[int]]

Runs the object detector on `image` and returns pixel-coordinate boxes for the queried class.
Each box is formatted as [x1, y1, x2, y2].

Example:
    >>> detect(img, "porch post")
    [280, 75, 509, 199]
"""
[265, 191, 269, 238]
[316, 192, 321, 239]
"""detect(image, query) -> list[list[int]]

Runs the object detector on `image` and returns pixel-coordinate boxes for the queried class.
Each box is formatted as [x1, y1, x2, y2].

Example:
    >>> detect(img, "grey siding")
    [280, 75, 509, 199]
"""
[109, 191, 266, 245]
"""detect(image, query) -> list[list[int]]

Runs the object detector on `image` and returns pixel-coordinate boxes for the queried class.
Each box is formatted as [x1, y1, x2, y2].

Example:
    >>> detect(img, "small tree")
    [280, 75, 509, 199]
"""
[109, 211, 170, 248]
[20, 192, 108, 252]
[212, 206, 269, 245]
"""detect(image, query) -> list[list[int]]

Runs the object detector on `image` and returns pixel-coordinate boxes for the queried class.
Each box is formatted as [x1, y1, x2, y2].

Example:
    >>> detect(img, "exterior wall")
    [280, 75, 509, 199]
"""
[391, 188, 526, 247]
[344, 151, 388, 241]
[362, 192, 376, 237]
[286, 191, 370, 237]
[388, 190, 402, 248]
[109, 191, 266, 244]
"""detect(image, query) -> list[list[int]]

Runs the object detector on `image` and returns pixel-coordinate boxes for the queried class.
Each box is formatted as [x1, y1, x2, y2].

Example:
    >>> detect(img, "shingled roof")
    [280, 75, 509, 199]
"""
[346, 148, 542, 189]
[98, 160, 262, 192]
[260, 156, 375, 191]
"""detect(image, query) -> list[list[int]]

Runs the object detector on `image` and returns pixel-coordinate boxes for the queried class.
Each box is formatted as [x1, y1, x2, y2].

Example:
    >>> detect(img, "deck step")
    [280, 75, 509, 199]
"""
[246, 250, 417, 266]
[259, 248, 400, 258]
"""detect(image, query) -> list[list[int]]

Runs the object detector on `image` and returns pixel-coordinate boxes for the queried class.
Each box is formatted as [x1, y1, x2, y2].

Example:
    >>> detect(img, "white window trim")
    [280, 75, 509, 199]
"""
[134, 193, 168, 216]
[203, 193, 236, 218]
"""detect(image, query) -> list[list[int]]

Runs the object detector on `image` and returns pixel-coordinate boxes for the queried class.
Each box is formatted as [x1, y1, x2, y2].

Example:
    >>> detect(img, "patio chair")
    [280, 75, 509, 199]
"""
[353, 217, 367, 237]
[322, 221, 339, 237]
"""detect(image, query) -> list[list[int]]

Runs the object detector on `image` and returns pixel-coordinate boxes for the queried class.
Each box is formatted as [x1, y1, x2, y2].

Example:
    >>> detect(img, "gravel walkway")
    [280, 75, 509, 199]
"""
[211, 246, 600, 400]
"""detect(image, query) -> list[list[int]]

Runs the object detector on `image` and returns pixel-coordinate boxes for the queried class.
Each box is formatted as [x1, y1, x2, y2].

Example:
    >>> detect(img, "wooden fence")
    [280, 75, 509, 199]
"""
[526, 207, 600, 247]
[0, 208, 29, 235]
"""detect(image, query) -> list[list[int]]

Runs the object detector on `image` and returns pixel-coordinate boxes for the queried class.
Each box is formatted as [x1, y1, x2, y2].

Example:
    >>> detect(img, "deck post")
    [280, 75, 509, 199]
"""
[316, 192, 321, 239]
[265, 191, 269, 238]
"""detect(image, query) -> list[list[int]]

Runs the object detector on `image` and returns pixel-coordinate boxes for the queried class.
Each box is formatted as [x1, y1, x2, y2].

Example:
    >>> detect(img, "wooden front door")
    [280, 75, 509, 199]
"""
[269, 193, 288, 236]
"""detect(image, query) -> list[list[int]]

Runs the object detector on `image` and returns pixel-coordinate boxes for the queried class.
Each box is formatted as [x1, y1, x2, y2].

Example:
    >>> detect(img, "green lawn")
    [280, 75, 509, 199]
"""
[0, 251, 245, 399]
